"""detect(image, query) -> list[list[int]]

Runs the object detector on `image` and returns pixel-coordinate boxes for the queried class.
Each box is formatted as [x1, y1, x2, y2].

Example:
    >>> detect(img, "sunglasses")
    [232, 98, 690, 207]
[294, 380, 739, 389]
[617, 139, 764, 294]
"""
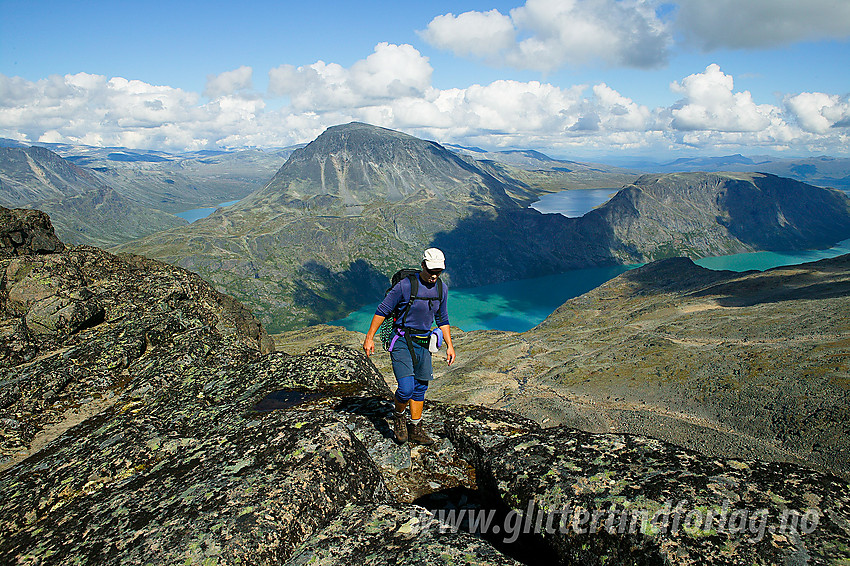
[422, 266, 443, 276]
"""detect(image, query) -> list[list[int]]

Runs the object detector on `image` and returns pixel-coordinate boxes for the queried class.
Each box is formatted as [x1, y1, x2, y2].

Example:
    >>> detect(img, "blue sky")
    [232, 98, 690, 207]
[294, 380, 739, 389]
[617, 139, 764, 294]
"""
[1, 0, 849, 159]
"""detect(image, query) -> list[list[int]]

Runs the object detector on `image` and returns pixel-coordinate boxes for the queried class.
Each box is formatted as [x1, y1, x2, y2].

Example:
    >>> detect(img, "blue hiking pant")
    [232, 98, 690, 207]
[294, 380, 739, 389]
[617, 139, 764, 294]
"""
[391, 338, 431, 402]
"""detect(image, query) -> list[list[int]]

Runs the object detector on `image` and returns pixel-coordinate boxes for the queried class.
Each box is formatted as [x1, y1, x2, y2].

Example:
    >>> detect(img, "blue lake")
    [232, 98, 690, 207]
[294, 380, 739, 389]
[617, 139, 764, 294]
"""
[176, 200, 240, 223]
[329, 238, 850, 334]
[330, 265, 636, 334]
[529, 188, 618, 217]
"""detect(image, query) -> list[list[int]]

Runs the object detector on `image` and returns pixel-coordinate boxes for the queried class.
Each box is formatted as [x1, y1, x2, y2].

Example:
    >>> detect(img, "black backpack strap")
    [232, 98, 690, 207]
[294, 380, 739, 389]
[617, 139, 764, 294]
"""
[398, 273, 420, 365]
[396, 273, 419, 330]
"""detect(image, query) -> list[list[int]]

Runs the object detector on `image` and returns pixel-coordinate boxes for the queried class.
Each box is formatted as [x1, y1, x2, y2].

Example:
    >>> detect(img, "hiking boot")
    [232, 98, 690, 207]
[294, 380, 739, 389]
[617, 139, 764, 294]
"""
[393, 413, 408, 444]
[407, 422, 435, 446]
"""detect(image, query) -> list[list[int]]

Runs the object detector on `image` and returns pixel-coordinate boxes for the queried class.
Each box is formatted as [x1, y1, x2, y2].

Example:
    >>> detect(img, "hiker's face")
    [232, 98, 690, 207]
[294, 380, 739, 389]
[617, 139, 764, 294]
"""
[421, 264, 442, 283]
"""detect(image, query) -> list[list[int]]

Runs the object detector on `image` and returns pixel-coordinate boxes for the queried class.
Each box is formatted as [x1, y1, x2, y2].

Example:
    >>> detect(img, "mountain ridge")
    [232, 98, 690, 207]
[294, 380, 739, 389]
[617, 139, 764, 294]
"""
[429, 252, 850, 480]
[117, 123, 850, 331]
[0, 147, 186, 246]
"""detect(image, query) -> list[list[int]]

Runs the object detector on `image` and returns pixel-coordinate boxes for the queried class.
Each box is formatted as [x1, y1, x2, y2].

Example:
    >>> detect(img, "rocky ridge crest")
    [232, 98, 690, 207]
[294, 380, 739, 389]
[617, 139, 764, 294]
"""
[0, 208, 847, 564]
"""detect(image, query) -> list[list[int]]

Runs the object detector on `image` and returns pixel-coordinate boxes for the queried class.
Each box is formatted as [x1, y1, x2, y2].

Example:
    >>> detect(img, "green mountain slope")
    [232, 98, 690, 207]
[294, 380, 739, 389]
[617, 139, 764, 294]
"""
[431, 254, 850, 479]
[0, 147, 186, 246]
[118, 123, 850, 332]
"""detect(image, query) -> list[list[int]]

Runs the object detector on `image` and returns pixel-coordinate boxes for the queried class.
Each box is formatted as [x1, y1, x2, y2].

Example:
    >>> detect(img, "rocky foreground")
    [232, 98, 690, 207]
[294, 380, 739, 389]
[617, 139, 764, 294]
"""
[0, 207, 848, 564]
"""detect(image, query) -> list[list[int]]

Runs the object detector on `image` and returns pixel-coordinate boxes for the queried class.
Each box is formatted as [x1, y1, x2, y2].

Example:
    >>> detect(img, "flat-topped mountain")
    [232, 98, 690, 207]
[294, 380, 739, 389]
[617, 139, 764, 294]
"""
[0, 147, 186, 246]
[583, 171, 850, 261]
[118, 123, 850, 331]
[634, 153, 850, 193]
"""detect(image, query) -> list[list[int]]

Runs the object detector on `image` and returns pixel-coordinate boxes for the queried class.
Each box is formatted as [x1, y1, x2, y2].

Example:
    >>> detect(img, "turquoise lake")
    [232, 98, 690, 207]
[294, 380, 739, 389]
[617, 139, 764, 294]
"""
[330, 239, 850, 334]
[176, 200, 241, 223]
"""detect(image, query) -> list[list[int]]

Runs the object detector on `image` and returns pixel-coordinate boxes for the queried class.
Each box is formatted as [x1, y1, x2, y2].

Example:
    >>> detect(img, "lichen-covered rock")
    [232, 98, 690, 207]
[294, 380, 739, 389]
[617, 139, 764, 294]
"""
[446, 407, 850, 565]
[0, 338, 391, 564]
[0, 241, 276, 462]
[24, 293, 104, 334]
[0, 207, 64, 257]
[284, 503, 523, 566]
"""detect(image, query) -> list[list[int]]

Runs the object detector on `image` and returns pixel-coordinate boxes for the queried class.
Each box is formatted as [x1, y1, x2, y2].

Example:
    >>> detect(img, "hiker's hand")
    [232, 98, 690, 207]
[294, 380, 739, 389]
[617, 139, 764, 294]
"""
[445, 345, 455, 366]
[363, 336, 375, 357]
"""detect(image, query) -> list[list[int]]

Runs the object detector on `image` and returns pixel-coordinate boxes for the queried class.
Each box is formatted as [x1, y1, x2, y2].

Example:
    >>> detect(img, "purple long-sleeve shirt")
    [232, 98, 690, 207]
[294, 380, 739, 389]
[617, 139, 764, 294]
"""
[376, 275, 449, 332]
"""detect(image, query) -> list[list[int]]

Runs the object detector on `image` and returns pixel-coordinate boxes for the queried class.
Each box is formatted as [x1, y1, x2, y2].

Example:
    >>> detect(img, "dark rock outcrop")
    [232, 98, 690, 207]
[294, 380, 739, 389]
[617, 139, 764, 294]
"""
[443, 405, 850, 565]
[0, 207, 65, 256]
[0, 205, 274, 460]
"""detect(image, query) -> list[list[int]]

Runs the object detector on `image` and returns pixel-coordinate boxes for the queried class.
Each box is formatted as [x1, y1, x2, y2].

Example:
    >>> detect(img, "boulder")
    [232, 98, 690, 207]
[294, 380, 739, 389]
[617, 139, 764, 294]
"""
[0, 207, 64, 256]
[444, 406, 850, 565]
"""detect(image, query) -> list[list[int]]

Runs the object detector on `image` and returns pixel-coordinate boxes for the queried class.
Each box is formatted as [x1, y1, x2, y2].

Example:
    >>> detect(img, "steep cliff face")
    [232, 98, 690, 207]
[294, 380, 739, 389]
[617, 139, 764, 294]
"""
[584, 172, 850, 262]
[0, 146, 100, 206]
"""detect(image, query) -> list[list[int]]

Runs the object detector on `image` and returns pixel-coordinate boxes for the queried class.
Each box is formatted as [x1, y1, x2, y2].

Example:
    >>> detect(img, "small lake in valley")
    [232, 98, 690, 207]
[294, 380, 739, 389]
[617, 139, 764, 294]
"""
[176, 200, 241, 223]
[528, 188, 618, 217]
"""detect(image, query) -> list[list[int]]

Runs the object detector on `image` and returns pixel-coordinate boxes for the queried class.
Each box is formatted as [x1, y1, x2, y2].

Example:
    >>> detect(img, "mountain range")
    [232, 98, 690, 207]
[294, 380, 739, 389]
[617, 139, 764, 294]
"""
[608, 153, 850, 193]
[0, 146, 186, 247]
[0, 140, 292, 246]
[116, 122, 850, 332]
[0, 138, 292, 213]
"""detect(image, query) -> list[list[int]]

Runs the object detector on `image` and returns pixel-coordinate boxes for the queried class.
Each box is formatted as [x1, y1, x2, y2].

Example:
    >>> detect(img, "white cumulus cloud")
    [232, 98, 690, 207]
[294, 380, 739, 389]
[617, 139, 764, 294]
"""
[419, 9, 516, 58]
[421, 0, 672, 71]
[785, 92, 850, 133]
[1, 49, 848, 157]
[675, 0, 850, 50]
[269, 43, 432, 111]
[669, 64, 775, 132]
[204, 66, 254, 98]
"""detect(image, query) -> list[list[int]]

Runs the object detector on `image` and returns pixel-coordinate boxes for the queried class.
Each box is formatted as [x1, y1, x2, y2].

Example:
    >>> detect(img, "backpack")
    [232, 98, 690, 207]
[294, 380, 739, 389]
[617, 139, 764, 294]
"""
[377, 268, 443, 351]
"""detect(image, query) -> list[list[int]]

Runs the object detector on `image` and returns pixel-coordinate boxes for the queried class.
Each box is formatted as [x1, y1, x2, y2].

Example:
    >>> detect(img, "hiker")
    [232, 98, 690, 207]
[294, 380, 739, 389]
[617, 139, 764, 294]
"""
[363, 248, 455, 445]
